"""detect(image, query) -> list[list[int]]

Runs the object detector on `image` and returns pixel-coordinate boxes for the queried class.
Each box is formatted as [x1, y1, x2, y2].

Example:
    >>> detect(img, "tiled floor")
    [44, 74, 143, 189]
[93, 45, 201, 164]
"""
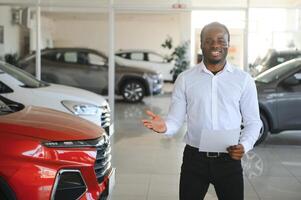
[110, 89, 301, 200]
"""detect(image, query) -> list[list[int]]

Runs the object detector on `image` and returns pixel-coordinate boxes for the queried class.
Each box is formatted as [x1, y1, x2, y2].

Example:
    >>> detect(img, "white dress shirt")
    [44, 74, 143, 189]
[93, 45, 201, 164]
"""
[165, 61, 262, 153]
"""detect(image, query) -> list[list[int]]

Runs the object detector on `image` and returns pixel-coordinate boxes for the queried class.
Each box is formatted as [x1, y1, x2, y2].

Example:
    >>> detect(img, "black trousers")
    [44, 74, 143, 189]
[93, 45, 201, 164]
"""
[180, 145, 244, 200]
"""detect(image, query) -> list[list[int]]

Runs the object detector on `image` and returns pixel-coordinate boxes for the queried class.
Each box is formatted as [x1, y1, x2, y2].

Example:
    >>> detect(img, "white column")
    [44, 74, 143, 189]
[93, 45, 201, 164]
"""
[35, 0, 41, 80]
[243, 0, 249, 72]
[108, 0, 115, 132]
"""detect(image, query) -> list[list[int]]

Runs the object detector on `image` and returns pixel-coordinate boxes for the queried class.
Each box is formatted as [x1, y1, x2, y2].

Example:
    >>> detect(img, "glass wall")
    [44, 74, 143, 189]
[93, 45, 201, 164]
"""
[191, 10, 246, 67]
[249, 8, 300, 64]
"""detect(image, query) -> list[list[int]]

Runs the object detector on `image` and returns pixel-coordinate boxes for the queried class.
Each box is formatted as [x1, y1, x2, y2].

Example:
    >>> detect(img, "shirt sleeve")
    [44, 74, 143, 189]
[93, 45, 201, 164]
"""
[164, 73, 187, 136]
[239, 74, 262, 153]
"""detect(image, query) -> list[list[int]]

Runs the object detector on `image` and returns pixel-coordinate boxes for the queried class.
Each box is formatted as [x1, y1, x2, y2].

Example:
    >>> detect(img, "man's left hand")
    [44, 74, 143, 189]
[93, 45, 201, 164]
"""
[227, 144, 245, 160]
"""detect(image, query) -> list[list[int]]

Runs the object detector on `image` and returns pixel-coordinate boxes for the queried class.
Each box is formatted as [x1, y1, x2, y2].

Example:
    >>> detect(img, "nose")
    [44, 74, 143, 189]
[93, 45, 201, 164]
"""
[210, 41, 219, 49]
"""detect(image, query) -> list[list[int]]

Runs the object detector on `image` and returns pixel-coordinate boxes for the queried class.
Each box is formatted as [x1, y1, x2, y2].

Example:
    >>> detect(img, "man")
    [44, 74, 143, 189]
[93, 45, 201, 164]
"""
[142, 22, 261, 200]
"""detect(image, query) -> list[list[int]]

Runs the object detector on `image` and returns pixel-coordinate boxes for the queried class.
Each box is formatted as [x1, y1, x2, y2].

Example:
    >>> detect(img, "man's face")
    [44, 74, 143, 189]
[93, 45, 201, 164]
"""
[201, 26, 229, 65]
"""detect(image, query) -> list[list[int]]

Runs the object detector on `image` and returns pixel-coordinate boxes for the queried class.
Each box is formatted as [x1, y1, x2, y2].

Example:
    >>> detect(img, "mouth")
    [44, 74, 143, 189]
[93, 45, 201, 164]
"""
[210, 50, 222, 57]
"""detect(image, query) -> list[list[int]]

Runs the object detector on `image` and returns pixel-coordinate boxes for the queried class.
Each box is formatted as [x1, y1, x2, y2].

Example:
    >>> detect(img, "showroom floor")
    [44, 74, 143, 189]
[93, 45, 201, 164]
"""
[110, 84, 301, 200]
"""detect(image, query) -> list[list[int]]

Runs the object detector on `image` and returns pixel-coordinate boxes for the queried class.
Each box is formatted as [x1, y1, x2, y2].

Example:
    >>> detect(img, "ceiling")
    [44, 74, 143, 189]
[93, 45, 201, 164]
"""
[0, 0, 301, 9]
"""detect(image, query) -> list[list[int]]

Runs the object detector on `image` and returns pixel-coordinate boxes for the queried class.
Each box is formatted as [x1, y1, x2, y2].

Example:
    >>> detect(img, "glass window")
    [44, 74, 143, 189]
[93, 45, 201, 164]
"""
[88, 53, 106, 66]
[276, 57, 286, 63]
[130, 53, 143, 61]
[116, 53, 127, 59]
[42, 51, 58, 61]
[294, 72, 301, 80]
[148, 53, 164, 62]
[64, 52, 78, 63]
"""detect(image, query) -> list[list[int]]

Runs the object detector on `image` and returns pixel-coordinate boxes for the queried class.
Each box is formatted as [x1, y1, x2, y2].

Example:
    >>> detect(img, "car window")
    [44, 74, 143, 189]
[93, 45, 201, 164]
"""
[88, 53, 106, 66]
[130, 53, 144, 61]
[0, 81, 13, 93]
[276, 56, 286, 64]
[148, 53, 164, 62]
[116, 53, 128, 59]
[275, 54, 294, 65]
[64, 52, 78, 63]
[42, 51, 58, 61]
[281, 69, 301, 86]
[256, 59, 301, 83]
[294, 71, 301, 80]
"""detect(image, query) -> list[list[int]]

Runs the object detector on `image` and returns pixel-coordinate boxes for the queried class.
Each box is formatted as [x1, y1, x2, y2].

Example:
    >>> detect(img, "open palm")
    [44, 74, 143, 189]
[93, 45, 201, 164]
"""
[142, 110, 166, 133]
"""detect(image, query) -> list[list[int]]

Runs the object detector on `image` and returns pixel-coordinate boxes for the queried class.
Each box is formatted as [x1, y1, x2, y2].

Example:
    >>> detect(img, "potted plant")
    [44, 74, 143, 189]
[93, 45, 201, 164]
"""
[161, 36, 190, 82]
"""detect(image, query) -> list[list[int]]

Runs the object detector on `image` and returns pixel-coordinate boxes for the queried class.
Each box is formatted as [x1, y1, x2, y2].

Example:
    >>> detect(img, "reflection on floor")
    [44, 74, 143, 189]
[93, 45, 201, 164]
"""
[111, 92, 301, 200]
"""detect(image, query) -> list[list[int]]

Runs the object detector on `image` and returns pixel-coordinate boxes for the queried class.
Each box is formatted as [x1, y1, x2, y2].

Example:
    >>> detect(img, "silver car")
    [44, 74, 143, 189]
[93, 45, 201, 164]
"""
[18, 48, 163, 103]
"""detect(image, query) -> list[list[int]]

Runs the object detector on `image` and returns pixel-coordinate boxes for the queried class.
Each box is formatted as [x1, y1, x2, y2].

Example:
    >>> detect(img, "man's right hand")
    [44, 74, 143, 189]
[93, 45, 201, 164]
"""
[141, 110, 167, 133]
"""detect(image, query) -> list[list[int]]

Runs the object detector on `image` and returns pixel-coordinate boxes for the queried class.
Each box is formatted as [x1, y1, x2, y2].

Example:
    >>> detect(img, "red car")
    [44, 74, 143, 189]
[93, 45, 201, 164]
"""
[0, 96, 115, 200]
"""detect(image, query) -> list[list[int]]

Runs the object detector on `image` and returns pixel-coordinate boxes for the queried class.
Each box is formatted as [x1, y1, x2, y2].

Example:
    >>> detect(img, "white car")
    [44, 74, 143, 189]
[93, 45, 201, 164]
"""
[0, 61, 112, 136]
[115, 49, 174, 82]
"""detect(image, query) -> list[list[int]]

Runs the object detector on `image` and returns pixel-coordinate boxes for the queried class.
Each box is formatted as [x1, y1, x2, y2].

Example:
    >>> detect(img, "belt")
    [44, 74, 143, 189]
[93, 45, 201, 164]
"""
[185, 145, 229, 158]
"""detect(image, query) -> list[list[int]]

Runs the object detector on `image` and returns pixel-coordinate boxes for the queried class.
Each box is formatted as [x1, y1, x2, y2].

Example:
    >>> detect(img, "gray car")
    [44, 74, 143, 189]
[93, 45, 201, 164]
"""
[255, 58, 301, 144]
[18, 48, 163, 103]
[250, 49, 301, 77]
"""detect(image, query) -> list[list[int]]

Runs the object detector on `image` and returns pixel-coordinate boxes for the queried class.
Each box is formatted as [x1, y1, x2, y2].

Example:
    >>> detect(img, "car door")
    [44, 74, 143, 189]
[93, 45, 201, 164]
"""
[86, 52, 108, 94]
[129, 52, 150, 69]
[146, 52, 173, 81]
[42, 50, 89, 89]
[41, 50, 85, 88]
[276, 69, 301, 130]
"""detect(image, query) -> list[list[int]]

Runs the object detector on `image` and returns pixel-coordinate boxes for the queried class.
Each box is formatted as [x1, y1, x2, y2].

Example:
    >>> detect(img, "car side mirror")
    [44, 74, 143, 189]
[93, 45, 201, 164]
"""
[282, 75, 300, 86]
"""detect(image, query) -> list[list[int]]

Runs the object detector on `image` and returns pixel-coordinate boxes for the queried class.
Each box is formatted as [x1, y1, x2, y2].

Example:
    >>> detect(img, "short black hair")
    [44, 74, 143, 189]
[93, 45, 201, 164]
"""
[200, 22, 230, 43]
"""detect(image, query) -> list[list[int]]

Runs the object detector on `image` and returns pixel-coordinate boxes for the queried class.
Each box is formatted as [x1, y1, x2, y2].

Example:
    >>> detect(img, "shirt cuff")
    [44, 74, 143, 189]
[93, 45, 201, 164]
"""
[239, 141, 252, 153]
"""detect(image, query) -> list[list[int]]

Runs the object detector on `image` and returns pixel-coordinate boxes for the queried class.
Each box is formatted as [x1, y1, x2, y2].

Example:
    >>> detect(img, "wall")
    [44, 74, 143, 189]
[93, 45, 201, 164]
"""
[30, 13, 57, 51]
[49, 14, 109, 52]
[0, 6, 23, 59]
[40, 12, 185, 56]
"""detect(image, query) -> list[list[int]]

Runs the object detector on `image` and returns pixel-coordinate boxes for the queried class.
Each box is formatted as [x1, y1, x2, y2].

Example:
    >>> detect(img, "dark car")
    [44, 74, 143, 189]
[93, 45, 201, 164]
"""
[255, 58, 301, 144]
[250, 49, 301, 77]
[18, 48, 163, 103]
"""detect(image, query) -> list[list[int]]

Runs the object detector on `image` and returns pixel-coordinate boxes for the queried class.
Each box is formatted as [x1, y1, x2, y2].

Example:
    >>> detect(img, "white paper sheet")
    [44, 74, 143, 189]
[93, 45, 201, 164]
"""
[198, 129, 241, 153]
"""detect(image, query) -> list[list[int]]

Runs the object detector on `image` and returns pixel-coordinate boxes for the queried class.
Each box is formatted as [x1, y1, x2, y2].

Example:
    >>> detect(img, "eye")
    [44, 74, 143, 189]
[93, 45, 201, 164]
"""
[218, 39, 226, 44]
[205, 39, 213, 45]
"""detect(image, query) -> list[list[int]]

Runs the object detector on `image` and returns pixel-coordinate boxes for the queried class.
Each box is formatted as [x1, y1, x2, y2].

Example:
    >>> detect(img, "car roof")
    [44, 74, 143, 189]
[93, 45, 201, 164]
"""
[270, 49, 301, 55]
[115, 49, 160, 54]
[43, 47, 103, 53]
[20, 47, 107, 61]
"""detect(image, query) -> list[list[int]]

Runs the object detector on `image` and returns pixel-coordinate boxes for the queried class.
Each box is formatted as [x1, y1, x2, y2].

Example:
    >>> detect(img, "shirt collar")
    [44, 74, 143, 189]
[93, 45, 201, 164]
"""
[198, 61, 234, 74]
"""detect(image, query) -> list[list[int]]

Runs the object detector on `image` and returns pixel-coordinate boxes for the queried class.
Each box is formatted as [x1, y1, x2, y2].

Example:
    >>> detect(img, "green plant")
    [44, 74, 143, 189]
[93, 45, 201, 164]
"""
[170, 41, 190, 82]
[4, 53, 19, 66]
[161, 36, 190, 82]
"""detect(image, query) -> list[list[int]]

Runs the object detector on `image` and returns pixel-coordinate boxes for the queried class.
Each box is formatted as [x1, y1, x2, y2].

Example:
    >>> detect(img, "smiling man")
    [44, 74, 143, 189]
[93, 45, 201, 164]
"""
[142, 22, 262, 200]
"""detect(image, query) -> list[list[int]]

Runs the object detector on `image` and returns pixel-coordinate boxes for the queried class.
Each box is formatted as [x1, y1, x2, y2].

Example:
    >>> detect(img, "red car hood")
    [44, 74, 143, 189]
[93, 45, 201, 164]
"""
[0, 106, 103, 141]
